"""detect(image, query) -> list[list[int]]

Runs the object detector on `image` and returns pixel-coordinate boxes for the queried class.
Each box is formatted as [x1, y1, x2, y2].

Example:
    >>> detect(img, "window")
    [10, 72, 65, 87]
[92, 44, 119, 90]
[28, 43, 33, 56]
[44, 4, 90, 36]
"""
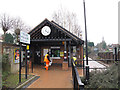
[51, 49, 60, 57]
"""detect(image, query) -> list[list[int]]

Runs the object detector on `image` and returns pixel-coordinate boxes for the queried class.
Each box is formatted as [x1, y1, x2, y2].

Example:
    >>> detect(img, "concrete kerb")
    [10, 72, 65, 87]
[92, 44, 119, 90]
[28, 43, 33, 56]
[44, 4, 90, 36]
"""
[16, 75, 40, 89]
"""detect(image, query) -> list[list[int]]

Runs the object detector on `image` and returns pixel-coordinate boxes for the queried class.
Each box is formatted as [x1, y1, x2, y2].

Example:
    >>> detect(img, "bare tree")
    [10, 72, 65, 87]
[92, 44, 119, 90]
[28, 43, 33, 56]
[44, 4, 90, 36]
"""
[13, 17, 24, 31]
[13, 17, 31, 43]
[52, 8, 82, 38]
[0, 14, 31, 43]
[13, 17, 31, 33]
[0, 14, 13, 41]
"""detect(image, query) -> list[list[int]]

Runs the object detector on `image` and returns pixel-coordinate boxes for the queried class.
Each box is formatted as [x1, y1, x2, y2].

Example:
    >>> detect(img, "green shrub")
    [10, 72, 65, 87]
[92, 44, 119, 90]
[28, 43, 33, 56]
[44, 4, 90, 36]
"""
[82, 63, 118, 88]
[2, 54, 11, 72]
[2, 54, 11, 85]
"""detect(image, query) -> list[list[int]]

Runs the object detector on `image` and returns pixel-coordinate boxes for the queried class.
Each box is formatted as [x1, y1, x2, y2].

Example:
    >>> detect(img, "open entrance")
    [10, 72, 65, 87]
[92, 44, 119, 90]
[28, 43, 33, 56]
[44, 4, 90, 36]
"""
[31, 41, 65, 66]
[34, 46, 41, 65]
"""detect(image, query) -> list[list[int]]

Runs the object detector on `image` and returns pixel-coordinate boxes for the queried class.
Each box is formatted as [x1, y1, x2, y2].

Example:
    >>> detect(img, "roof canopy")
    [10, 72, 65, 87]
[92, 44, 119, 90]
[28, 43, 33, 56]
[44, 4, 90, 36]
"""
[29, 19, 84, 45]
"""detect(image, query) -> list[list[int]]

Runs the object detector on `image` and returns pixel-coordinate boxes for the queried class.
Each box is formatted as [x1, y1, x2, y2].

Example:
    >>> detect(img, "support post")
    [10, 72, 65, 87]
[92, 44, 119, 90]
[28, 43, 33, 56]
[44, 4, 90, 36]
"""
[68, 41, 71, 66]
[64, 41, 67, 61]
[26, 45, 30, 75]
[83, 0, 89, 82]
[62, 40, 68, 70]
[25, 45, 27, 79]
[83, 0, 88, 66]
[32, 62, 33, 73]
[115, 47, 117, 61]
[19, 42, 22, 83]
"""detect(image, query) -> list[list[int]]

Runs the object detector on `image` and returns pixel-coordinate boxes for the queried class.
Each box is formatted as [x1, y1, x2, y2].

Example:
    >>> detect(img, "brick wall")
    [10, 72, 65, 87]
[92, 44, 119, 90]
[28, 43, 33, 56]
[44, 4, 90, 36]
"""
[2, 42, 19, 73]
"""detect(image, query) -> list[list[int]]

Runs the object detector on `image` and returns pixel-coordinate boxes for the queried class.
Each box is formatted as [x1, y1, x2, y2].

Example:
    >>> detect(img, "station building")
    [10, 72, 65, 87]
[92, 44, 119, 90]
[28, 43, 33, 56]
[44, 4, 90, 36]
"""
[29, 19, 84, 70]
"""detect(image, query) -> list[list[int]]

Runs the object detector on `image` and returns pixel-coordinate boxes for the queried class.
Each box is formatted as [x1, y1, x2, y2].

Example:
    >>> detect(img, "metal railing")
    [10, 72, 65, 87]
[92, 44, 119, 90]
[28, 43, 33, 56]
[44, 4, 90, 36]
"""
[72, 59, 84, 90]
[77, 59, 120, 69]
[72, 57, 119, 89]
[74, 59, 118, 74]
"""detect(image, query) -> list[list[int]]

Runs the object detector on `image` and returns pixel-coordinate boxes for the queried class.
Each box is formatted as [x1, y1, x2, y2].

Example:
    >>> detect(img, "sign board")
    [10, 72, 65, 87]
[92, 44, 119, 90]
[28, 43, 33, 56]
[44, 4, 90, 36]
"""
[20, 31, 30, 44]
[51, 47, 60, 49]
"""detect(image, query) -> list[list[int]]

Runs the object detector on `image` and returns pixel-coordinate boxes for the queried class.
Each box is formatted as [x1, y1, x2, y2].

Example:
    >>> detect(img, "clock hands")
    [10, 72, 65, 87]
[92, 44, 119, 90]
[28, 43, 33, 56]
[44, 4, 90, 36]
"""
[45, 29, 49, 33]
[41, 26, 51, 36]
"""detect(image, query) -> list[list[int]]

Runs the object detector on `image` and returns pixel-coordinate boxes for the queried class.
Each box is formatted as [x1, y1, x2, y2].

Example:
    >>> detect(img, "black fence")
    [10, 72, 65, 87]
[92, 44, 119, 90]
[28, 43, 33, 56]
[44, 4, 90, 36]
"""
[72, 59, 84, 90]
[98, 51, 120, 60]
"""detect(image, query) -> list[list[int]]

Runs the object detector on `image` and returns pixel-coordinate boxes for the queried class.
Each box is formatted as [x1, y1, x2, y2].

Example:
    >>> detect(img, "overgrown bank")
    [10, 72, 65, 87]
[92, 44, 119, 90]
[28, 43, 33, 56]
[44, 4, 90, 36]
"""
[81, 63, 119, 89]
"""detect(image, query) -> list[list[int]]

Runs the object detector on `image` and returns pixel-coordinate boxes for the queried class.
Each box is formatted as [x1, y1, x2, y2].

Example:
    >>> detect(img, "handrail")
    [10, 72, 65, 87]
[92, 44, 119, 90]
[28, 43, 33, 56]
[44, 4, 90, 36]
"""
[72, 59, 84, 90]
[74, 67, 84, 86]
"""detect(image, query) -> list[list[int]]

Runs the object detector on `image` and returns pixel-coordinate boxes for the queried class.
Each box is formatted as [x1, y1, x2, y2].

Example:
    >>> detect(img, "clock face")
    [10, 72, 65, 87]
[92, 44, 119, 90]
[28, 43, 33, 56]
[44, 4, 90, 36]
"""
[41, 26, 51, 36]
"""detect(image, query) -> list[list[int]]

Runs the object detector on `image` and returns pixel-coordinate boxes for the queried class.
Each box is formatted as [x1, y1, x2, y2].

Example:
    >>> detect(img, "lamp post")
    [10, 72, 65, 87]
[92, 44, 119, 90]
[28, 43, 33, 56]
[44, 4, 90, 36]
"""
[83, 0, 89, 82]
[15, 28, 20, 44]
[15, 28, 22, 83]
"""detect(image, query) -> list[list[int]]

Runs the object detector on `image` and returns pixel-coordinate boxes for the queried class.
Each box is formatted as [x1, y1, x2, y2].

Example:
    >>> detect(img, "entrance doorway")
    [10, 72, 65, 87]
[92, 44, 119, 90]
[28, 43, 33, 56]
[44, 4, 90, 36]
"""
[34, 47, 41, 65]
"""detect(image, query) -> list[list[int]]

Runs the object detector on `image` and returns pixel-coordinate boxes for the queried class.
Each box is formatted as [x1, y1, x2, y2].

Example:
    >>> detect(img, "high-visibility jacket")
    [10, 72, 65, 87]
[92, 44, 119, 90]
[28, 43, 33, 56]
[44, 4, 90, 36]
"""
[73, 57, 77, 65]
[44, 54, 50, 63]
[84, 55, 85, 59]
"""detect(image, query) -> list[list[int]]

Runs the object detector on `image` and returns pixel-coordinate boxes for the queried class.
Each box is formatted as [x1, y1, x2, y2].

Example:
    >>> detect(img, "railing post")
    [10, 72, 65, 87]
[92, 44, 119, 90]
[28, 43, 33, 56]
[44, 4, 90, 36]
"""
[74, 72, 76, 89]
[32, 61, 33, 73]
[115, 47, 117, 61]
[79, 85, 84, 90]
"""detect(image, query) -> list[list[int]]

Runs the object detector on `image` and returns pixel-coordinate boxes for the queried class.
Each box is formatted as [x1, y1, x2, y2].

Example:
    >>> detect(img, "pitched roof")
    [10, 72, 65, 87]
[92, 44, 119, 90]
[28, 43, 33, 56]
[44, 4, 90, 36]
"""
[29, 18, 84, 44]
[51, 21, 83, 43]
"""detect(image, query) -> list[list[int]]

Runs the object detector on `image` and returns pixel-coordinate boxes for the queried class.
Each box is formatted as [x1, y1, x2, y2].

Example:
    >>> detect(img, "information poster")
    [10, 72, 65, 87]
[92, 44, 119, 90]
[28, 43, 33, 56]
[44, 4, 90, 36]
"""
[14, 49, 20, 63]
[43, 49, 48, 56]
[60, 52, 64, 57]
[73, 46, 76, 53]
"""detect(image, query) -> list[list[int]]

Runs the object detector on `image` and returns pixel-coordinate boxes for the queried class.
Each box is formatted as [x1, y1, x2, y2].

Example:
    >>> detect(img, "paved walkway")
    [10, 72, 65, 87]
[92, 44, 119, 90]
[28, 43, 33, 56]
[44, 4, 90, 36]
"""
[22, 65, 73, 88]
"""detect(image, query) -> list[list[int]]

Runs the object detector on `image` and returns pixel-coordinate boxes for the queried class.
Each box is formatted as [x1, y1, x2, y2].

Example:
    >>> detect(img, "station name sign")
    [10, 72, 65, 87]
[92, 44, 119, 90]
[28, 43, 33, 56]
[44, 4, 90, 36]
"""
[20, 31, 30, 44]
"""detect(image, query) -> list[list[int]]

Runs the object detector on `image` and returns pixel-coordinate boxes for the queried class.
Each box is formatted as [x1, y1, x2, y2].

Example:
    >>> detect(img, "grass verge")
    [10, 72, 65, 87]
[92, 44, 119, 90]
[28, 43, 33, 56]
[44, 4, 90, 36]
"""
[2, 73, 34, 89]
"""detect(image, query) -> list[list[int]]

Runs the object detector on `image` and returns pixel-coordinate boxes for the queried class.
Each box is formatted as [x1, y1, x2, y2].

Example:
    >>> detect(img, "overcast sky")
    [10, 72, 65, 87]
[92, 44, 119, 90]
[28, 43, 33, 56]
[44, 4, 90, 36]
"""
[0, 0, 119, 45]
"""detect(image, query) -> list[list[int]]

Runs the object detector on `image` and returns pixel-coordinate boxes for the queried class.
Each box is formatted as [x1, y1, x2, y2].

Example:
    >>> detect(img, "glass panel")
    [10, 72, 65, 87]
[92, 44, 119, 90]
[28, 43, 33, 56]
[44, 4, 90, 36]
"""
[51, 49, 60, 57]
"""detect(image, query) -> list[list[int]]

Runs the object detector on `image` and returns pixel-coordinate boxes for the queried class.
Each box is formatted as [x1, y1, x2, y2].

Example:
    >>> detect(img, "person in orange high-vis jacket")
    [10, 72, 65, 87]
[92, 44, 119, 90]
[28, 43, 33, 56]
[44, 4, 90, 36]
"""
[44, 52, 51, 70]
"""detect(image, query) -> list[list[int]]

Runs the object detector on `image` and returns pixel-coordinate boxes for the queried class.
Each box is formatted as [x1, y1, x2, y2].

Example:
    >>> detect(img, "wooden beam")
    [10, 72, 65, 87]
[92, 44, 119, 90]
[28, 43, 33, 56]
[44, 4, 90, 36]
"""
[31, 39, 72, 42]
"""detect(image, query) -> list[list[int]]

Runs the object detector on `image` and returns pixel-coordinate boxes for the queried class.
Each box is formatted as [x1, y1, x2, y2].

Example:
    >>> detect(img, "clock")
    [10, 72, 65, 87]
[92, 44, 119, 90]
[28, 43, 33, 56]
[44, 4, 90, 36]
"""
[41, 26, 51, 36]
